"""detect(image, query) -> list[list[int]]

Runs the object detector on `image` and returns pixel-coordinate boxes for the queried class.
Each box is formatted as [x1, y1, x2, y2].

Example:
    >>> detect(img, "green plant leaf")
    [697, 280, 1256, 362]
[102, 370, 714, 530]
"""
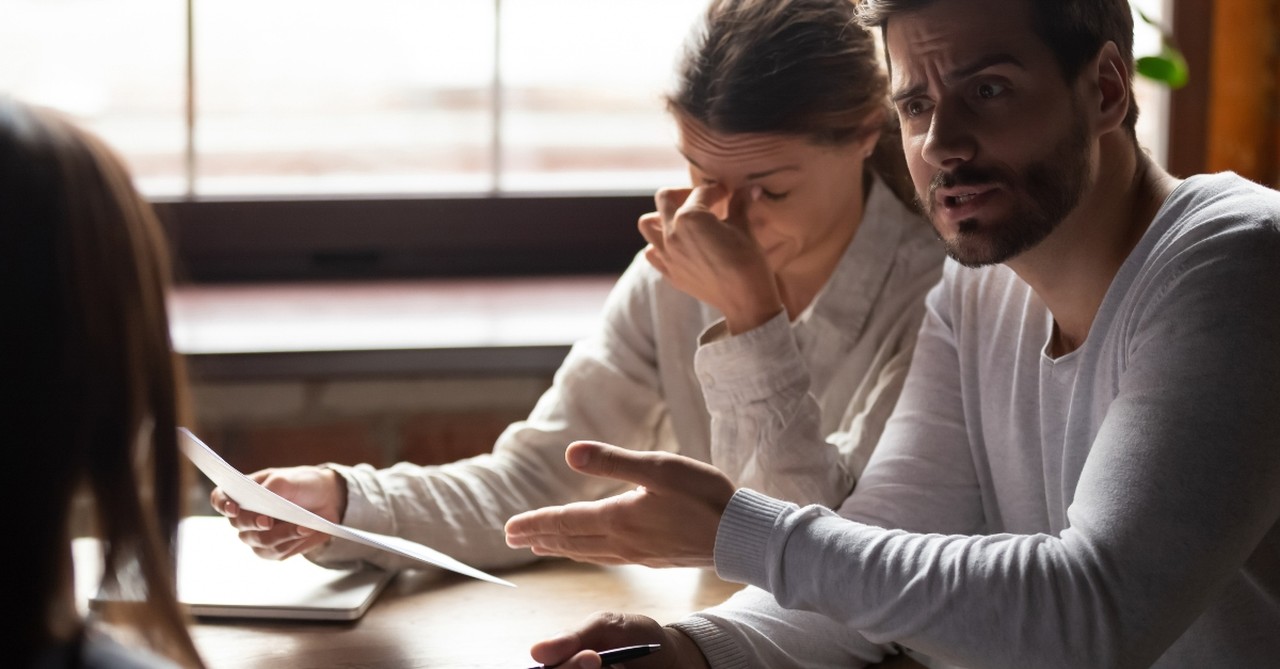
[1136, 48, 1189, 88]
[1131, 2, 1189, 89]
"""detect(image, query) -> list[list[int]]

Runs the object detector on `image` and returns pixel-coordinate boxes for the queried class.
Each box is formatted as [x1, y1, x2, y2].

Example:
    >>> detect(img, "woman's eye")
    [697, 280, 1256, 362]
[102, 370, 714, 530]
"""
[760, 189, 789, 202]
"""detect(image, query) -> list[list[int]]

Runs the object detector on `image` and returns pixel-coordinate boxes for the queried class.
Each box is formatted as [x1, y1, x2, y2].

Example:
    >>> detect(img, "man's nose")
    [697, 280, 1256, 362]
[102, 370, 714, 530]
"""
[921, 99, 977, 169]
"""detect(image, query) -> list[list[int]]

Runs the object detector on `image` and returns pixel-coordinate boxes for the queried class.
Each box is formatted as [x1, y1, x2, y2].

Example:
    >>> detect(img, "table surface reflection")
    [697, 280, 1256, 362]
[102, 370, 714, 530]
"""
[189, 559, 743, 669]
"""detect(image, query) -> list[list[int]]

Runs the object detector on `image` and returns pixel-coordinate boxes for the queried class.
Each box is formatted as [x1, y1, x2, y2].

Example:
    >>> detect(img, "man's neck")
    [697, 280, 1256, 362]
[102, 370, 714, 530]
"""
[1007, 135, 1180, 357]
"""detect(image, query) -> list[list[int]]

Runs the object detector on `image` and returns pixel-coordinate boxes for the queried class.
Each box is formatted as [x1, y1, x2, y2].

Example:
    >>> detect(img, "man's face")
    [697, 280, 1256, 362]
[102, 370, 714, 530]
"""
[885, 0, 1093, 267]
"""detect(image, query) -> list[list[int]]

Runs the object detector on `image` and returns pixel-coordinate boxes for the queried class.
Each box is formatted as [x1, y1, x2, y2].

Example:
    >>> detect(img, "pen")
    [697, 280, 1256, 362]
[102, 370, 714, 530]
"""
[526, 643, 661, 668]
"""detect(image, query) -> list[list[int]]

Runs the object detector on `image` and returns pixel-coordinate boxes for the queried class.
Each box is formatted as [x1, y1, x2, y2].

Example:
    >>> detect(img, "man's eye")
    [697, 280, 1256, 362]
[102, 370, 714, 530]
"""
[976, 82, 1007, 99]
[902, 99, 932, 118]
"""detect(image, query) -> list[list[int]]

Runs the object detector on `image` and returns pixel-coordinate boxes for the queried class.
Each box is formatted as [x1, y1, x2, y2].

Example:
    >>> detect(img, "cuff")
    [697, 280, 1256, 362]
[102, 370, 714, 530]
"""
[694, 312, 805, 412]
[714, 489, 794, 588]
[305, 463, 391, 566]
[668, 617, 750, 669]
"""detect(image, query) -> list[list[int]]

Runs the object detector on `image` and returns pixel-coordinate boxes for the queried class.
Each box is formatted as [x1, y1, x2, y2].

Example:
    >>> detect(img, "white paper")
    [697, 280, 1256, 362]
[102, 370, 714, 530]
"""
[179, 428, 514, 587]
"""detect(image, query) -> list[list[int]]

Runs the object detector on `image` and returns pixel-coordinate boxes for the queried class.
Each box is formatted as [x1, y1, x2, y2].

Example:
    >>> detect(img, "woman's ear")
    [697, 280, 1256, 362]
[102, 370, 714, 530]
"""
[856, 108, 888, 159]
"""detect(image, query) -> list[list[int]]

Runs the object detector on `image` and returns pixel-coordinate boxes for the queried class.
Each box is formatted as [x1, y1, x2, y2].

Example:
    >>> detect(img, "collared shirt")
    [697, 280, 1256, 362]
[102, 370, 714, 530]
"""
[315, 176, 944, 571]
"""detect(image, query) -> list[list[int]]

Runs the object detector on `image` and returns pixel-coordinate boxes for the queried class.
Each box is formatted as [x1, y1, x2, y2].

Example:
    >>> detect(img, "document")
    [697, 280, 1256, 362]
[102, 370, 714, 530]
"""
[180, 428, 515, 587]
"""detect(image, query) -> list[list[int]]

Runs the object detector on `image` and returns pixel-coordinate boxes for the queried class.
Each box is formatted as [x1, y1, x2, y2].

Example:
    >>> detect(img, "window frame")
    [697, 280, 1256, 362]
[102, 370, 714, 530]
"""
[158, 193, 653, 282]
[159, 2, 1206, 284]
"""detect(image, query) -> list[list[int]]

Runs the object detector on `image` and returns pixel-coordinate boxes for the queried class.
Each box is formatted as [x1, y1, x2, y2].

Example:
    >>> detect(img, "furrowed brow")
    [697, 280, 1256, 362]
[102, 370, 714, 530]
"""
[945, 53, 1023, 84]
[892, 52, 1024, 104]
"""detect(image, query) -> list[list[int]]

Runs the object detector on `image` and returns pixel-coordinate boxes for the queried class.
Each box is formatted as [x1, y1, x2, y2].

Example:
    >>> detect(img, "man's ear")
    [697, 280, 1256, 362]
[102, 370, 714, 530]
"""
[1086, 40, 1130, 135]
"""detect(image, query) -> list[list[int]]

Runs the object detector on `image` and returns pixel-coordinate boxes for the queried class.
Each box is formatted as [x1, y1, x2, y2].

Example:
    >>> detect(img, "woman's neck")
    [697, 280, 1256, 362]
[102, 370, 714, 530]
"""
[778, 171, 870, 319]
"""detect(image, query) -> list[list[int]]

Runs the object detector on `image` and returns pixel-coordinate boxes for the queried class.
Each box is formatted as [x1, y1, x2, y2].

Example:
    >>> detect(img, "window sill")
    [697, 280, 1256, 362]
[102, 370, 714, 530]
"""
[170, 275, 616, 381]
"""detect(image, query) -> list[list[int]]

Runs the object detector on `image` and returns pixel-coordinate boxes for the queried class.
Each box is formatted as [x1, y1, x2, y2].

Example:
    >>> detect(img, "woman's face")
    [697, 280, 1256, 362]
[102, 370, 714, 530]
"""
[675, 114, 877, 278]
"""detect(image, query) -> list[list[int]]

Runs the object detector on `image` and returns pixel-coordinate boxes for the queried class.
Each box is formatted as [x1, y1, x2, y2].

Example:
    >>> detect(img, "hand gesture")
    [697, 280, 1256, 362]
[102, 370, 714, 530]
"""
[210, 465, 347, 560]
[639, 185, 783, 334]
[529, 612, 709, 669]
[505, 441, 735, 568]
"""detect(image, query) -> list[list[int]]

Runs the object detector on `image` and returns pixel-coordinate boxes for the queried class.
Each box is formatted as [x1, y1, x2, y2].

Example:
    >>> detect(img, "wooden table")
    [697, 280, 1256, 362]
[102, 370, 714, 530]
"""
[188, 560, 743, 669]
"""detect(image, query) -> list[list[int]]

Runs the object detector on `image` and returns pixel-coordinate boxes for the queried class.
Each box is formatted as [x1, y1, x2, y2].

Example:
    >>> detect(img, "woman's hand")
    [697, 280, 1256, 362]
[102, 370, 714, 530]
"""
[505, 441, 736, 568]
[210, 465, 347, 560]
[639, 185, 783, 334]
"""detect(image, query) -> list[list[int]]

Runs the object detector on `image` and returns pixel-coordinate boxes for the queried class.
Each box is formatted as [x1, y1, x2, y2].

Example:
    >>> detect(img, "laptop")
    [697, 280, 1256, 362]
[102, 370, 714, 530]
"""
[80, 515, 395, 622]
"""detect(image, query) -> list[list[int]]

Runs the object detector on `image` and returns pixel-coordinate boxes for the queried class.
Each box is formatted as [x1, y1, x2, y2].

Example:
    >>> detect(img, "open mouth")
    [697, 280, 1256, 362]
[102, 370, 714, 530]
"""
[935, 184, 1000, 213]
[944, 192, 982, 208]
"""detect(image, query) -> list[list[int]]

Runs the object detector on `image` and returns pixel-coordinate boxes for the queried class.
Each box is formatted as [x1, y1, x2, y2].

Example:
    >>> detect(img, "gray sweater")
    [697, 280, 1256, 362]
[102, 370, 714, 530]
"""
[679, 173, 1280, 668]
[311, 177, 943, 572]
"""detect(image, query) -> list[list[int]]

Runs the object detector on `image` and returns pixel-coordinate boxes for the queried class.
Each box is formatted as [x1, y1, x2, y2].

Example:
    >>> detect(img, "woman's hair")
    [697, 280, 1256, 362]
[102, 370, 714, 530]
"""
[667, 0, 916, 206]
[0, 96, 203, 668]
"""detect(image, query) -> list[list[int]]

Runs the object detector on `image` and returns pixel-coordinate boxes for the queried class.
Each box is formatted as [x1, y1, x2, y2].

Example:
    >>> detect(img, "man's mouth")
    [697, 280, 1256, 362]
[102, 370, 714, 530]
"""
[936, 186, 996, 210]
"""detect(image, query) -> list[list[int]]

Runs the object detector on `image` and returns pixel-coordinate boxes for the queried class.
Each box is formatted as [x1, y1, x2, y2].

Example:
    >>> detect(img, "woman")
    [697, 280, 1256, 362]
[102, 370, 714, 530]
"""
[213, 0, 943, 571]
[2, 96, 205, 668]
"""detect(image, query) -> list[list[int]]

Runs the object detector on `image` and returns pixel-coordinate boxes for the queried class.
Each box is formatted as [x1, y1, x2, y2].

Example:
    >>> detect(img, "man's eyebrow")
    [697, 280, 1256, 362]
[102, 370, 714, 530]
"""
[946, 53, 1023, 83]
[890, 53, 1024, 104]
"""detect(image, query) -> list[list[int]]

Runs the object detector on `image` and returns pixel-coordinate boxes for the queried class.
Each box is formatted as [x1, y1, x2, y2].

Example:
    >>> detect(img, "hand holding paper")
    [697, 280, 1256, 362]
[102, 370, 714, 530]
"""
[180, 428, 514, 587]
[212, 464, 344, 560]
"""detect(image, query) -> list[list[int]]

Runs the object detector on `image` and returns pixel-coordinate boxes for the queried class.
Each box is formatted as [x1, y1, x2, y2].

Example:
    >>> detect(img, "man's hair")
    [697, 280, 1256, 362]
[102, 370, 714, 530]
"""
[856, 0, 1139, 136]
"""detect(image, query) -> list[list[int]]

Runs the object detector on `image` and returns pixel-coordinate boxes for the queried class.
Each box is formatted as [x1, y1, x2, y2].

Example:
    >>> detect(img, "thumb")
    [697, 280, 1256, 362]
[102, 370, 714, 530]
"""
[565, 441, 708, 492]
[680, 183, 729, 218]
[726, 186, 756, 230]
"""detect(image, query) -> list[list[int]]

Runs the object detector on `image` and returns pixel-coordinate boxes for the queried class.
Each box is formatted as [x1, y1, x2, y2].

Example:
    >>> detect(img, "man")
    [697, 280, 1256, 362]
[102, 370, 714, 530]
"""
[503, 0, 1280, 667]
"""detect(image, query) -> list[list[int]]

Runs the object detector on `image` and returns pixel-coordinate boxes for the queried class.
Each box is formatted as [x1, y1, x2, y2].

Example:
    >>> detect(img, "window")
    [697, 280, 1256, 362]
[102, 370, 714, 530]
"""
[1, 0, 702, 198]
[1130, 0, 1172, 167]
[1, 0, 1181, 280]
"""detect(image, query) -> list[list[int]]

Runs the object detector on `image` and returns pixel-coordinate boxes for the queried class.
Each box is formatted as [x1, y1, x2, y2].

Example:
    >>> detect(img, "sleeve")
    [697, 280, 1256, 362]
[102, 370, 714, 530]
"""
[837, 277, 984, 535]
[713, 224, 1280, 668]
[694, 269, 962, 513]
[693, 239, 940, 509]
[694, 313, 853, 507]
[670, 586, 899, 669]
[307, 257, 674, 571]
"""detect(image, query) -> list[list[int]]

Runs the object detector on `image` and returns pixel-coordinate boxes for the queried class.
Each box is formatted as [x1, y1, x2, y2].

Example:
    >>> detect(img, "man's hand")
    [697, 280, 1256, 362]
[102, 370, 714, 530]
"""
[505, 441, 736, 568]
[210, 465, 347, 560]
[639, 185, 783, 334]
[529, 612, 710, 669]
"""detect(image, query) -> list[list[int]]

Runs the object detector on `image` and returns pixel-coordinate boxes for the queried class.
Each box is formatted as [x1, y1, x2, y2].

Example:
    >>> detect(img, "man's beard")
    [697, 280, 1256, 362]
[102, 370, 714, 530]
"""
[918, 107, 1091, 268]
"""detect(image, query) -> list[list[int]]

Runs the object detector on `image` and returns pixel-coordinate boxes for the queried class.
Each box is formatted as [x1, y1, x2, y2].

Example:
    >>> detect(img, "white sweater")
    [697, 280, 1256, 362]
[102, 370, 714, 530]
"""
[310, 177, 943, 571]
[679, 173, 1280, 668]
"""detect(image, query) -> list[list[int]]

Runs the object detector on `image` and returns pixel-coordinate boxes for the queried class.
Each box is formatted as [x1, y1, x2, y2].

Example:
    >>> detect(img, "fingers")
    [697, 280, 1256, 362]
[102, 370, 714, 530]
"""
[654, 187, 692, 229]
[530, 612, 665, 669]
[237, 522, 327, 560]
[565, 441, 710, 493]
[211, 487, 274, 530]
[683, 183, 728, 215]
[210, 486, 235, 517]
[638, 212, 665, 253]
[251, 532, 328, 561]
[726, 185, 758, 230]
[506, 493, 632, 547]
[530, 630, 587, 667]
[643, 245, 670, 276]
